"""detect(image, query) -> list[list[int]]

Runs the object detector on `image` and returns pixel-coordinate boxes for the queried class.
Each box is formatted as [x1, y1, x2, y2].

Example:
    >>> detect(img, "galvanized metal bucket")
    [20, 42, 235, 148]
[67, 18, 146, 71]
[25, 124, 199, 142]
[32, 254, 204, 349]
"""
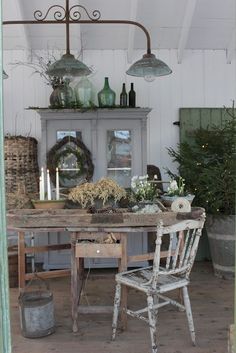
[18, 275, 55, 338]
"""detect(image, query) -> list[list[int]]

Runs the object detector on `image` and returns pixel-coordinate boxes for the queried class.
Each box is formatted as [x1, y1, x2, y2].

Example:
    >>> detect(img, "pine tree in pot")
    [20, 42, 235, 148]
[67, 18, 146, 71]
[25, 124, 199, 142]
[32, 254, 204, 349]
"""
[167, 105, 236, 279]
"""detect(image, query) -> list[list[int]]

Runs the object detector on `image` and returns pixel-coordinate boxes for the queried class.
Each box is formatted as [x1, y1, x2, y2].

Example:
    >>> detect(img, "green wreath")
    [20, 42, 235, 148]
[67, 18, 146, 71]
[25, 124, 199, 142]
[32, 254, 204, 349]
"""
[47, 136, 94, 188]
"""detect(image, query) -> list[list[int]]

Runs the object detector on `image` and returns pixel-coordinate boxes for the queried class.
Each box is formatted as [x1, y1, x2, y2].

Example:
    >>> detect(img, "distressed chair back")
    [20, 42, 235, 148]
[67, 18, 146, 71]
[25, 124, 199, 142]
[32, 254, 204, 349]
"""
[151, 215, 205, 289]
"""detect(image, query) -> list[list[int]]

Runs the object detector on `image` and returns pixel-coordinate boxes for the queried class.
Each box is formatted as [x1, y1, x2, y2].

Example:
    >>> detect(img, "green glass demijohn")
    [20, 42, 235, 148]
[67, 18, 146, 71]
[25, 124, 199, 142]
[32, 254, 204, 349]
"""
[74, 76, 94, 108]
[98, 77, 116, 108]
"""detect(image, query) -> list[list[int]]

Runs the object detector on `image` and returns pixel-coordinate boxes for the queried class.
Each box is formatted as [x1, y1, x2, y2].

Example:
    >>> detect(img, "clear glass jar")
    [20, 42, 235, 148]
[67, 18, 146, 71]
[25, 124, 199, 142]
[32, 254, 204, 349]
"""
[74, 77, 94, 108]
[59, 78, 76, 108]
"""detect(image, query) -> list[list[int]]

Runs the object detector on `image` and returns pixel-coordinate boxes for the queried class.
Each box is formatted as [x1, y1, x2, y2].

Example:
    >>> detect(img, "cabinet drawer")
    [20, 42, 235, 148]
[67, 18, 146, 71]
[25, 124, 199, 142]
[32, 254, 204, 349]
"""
[76, 243, 122, 258]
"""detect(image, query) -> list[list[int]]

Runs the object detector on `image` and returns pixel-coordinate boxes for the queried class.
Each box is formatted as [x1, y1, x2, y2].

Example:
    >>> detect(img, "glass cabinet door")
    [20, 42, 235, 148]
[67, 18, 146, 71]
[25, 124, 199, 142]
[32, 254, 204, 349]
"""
[107, 130, 132, 187]
[97, 119, 143, 188]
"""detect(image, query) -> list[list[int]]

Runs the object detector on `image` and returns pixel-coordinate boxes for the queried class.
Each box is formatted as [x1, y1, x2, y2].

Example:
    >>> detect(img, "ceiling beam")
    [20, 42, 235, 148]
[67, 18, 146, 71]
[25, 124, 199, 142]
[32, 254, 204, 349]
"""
[177, 0, 197, 64]
[127, 0, 138, 63]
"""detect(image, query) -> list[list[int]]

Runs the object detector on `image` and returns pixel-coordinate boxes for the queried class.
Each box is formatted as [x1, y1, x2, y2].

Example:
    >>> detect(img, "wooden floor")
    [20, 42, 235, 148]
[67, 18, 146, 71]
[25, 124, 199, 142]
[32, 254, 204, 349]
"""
[10, 262, 233, 353]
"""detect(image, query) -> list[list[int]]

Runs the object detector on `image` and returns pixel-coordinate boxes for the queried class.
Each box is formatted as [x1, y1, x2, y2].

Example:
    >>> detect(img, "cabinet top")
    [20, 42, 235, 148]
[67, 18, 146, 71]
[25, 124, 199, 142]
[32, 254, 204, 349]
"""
[35, 108, 151, 120]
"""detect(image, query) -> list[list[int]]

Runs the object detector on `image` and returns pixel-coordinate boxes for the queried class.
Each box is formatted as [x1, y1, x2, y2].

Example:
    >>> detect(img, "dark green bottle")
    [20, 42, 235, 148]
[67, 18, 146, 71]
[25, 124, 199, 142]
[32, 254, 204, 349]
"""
[120, 83, 127, 107]
[128, 82, 136, 107]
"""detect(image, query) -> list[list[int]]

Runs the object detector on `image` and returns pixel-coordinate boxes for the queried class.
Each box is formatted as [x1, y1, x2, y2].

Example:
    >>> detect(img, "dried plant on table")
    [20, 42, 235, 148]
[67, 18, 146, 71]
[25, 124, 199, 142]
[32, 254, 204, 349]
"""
[68, 178, 126, 208]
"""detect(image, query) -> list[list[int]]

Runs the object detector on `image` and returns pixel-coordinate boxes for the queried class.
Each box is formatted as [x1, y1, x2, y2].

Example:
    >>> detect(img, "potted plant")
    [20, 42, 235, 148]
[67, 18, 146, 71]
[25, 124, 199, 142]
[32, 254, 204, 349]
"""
[68, 177, 126, 209]
[167, 106, 236, 278]
[160, 176, 194, 207]
[130, 175, 163, 213]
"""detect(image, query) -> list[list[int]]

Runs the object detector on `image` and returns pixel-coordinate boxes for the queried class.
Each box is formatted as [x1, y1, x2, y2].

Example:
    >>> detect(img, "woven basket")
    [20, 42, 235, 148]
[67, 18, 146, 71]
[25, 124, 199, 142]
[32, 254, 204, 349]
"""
[5, 136, 39, 195]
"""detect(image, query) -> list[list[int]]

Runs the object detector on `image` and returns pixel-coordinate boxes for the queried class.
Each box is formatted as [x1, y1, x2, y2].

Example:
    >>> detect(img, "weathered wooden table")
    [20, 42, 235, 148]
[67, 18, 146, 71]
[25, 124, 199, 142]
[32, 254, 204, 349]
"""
[7, 208, 204, 332]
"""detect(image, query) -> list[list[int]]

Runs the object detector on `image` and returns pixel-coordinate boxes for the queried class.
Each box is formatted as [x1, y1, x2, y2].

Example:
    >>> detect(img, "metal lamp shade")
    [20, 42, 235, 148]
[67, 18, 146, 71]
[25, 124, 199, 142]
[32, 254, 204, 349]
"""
[3, 70, 9, 79]
[46, 53, 92, 77]
[126, 53, 172, 77]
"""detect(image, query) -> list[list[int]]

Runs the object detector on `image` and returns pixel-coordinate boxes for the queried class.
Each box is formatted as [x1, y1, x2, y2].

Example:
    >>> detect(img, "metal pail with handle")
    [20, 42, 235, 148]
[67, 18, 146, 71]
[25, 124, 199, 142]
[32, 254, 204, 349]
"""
[18, 274, 55, 338]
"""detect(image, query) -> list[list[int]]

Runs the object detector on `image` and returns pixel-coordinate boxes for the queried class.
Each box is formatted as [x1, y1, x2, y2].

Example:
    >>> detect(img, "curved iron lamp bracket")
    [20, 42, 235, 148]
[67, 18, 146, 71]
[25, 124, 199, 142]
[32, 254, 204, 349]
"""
[3, 2, 152, 55]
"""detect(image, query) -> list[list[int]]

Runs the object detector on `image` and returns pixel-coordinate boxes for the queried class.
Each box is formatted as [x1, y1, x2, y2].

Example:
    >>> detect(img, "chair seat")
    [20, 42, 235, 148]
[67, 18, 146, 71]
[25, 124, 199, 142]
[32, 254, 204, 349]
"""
[116, 266, 189, 293]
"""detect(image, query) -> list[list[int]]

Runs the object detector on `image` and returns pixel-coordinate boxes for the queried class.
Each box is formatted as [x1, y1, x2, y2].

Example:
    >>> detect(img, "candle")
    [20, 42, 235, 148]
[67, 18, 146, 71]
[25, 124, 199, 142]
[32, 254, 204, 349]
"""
[39, 176, 43, 200]
[47, 169, 52, 200]
[40, 167, 45, 200]
[56, 167, 60, 200]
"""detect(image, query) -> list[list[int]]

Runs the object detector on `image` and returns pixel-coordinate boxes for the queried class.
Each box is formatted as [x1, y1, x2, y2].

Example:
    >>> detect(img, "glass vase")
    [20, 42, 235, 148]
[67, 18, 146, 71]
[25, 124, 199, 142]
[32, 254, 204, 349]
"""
[74, 77, 94, 108]
[59, 79, 76, 108]
[49, 85, 63, 108]
[98, 77, 116, 108]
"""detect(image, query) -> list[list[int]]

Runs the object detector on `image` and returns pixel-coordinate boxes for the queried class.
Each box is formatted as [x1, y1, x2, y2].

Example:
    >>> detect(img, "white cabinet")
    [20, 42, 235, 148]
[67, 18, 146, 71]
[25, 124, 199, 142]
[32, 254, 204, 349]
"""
[37, 108, 151, 269]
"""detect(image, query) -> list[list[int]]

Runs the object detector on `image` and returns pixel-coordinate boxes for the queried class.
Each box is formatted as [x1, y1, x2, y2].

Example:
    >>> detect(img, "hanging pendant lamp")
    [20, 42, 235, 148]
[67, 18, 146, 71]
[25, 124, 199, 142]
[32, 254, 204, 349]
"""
[46, 53, 91, 77]
[3, 1, 172, 80]
[126, 53, 172, 81]
[45, 0, 91, 78]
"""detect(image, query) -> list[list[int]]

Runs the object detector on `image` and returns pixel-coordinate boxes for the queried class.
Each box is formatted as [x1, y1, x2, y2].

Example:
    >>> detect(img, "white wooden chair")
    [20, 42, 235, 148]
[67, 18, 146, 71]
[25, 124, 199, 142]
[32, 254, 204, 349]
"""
[112, 214, 206, 353]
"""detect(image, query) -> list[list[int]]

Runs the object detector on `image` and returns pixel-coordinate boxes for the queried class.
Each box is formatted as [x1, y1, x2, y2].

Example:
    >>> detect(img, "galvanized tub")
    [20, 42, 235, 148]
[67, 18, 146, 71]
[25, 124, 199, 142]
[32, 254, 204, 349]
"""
[18, 276, 55, 338]
[206, 215, 235, 279]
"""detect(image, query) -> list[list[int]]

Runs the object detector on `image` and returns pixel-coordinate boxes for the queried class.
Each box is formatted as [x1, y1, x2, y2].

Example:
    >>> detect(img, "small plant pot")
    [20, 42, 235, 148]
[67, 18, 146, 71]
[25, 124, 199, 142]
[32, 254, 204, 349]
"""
[93, 197, 116, 210]
[32, 200, 66, 209]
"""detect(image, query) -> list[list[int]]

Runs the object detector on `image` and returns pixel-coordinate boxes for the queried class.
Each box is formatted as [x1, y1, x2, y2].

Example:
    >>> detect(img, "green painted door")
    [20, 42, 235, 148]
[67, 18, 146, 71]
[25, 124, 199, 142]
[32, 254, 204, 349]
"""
[179, 107, 236, 261]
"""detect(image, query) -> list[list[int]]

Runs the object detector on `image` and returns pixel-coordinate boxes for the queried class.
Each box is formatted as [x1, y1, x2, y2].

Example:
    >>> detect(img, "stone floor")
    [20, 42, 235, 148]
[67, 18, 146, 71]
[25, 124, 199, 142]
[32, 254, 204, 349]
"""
[10, 262, 234, 353]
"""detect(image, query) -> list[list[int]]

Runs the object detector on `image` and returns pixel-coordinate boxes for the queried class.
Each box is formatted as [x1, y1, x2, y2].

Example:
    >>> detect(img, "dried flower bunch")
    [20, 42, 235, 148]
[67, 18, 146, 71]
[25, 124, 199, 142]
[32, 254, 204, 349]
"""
[68, 178, 126, 208]
[131, 174, 158, 202]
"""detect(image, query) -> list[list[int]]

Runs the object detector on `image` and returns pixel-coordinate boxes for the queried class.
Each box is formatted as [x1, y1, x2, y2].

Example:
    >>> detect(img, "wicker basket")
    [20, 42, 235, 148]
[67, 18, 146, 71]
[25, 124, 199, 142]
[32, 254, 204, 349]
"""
[8, 245, 18, 288]
[5, 136, 39, 195]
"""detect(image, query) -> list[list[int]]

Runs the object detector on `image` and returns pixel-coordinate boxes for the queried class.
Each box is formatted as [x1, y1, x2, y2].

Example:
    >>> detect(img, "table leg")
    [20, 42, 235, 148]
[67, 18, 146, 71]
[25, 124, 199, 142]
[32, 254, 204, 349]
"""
[71, 232, 84, 333]
[18, 231, 26, 291]
[119, 233, 128, 330]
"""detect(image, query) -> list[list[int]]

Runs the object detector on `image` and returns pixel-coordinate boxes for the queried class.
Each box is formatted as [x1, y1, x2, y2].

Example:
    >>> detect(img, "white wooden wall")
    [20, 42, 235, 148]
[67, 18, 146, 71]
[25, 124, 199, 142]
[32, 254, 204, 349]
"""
[3, 49, 236, 177]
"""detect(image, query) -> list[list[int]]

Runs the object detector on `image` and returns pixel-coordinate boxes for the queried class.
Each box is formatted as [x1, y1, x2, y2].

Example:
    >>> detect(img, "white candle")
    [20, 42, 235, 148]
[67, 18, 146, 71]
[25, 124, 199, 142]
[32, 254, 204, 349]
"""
[39, 167, 45, 200]
[40, 167, 45, 200]
[56, 167, 60, 200]
[39, 176, 43, 200]
[47, 169, 52, 200]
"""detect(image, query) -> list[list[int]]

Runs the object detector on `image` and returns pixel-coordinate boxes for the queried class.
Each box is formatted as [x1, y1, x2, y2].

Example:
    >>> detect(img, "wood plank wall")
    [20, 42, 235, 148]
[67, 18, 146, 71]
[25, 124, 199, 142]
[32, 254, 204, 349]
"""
[3, 49, 236, 177]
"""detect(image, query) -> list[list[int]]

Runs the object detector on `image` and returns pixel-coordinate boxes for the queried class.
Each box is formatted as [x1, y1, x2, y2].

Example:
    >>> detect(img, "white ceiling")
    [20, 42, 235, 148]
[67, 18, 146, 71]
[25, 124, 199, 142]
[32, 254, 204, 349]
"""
[2, 0, 236, 55]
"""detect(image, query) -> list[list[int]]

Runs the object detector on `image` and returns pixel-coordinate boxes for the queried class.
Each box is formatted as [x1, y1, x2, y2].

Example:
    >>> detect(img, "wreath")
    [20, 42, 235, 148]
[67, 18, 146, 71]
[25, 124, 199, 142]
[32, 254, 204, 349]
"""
[47, 136, 94, 188]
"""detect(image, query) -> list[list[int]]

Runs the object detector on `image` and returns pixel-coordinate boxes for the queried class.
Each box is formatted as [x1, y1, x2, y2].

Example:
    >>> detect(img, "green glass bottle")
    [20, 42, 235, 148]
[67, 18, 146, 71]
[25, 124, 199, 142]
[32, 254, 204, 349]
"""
[120, 83, 127, 107]
[98, 77, 116, 108]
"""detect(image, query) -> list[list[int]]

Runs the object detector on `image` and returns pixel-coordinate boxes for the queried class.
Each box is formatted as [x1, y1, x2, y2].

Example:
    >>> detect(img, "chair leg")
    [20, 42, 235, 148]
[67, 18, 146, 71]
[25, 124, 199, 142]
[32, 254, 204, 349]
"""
[112, 283, 121, 341]
[147, 295, 158, 353]
[182, 286, 196, 345]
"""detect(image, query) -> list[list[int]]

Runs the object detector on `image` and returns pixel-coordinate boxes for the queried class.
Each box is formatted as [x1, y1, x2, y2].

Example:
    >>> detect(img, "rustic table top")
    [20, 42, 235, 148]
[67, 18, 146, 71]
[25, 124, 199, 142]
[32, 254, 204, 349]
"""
[7, 208, 205, 231]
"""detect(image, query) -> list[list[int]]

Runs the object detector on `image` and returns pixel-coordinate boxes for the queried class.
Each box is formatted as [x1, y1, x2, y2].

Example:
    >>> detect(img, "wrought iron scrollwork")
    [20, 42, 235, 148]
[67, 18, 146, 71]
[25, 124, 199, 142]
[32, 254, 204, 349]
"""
[34, 5, 66, 22]
[69, 5, 101, 21]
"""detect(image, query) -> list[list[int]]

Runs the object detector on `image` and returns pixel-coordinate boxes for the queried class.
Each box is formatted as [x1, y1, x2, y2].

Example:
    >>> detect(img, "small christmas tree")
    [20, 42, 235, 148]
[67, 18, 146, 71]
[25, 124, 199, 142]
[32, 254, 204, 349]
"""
[167, 105, 236, 215]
